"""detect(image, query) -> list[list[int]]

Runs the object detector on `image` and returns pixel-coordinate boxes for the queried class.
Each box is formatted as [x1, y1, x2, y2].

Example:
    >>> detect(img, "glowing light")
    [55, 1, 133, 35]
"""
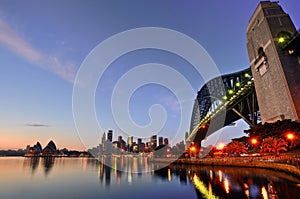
[228, 90, 234, 94]
[208, 183, 212, 196]
[224, 178, 230, 194]
[244, 73, 249, 78]
[251, 138, 258, 145]
[168, 168, 171, 182]
[218, 170, 223, 182]
[261, 186, 268, 199]
[235, 82, 240, 87]
[244, 183, 249, 197]
[288, 49, 295, 54]
[286, 133, 295, 140]
[210, 170, 213, 180]
[193, 174, 219, 199]
[190, 146, 196, 152]
[245, 190, 250, 198]
[278, 37, 285, 43]
[217, 143, 225, 150]
[223, 96, 228, 100]
[128, 168, 132, 184]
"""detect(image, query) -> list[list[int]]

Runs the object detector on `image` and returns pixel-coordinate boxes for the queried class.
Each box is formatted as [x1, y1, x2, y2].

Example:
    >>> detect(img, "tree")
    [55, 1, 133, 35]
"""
[260, 137, 288, 156]
[291, 136, 300, 149]
[225, 141, 248, 157]
[244, 119, 300, 140]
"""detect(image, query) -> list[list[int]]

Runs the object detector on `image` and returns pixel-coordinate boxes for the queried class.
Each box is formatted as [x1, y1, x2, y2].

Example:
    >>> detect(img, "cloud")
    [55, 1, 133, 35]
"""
[25, 123, 49, 127]
[159, 95, 181, 113]
[0, 18, 76, 83]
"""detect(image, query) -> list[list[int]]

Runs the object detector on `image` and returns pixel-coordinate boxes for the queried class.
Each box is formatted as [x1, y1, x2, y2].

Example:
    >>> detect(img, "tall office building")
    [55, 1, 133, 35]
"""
[164, 138, 169, 146]
[101, 133, 106, 144]
[137, 138, 142, 146]
[137, 138, 144, 152]
[118, 135, 122, 143]
[158, 137, 163, 146]
[107, 130, 113, 142]
[150, 135, 157, 148]
[127, 136, 133, 152]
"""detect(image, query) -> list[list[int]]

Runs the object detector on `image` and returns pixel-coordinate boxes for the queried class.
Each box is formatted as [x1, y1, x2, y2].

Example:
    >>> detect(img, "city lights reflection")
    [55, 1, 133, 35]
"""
[224, 178, 230, 194]
[262, 186, 268, 199]
[168, 168, 171, 182]
[14, 157, 300, 199]
[218, 170, 222, 182]
[209, 170, 213, 180]
[193, 174, 219, 199]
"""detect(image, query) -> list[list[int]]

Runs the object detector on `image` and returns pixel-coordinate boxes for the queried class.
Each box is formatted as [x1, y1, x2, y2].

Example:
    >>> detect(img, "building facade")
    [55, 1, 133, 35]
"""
[247, 1, 300, 123]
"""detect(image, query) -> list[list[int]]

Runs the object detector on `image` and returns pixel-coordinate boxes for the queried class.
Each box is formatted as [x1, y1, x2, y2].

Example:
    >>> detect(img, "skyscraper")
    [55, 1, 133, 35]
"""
[137, 138, 144, 152]
[118, 135, 122, 143]
[101, 132, 106, 144]
[107, 130, 113, 142]
[137, 138, 142, 146]
[127, 136, 133, 152]
[158, 137, 163, 146]
[164, 138, 169, 146]
[150, 135, 157, 148]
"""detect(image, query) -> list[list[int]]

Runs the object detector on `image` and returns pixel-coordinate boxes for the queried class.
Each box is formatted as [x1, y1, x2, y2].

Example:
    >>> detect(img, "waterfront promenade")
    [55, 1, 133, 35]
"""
[151, 155, 300, 178]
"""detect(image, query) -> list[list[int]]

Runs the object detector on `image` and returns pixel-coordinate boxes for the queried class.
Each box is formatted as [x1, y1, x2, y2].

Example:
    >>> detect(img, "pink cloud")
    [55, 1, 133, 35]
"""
[0, 18, 76, 83]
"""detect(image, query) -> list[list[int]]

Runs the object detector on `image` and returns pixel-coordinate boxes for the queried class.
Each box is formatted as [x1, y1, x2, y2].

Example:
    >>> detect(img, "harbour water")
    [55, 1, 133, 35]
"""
[1, 157, 300, 199]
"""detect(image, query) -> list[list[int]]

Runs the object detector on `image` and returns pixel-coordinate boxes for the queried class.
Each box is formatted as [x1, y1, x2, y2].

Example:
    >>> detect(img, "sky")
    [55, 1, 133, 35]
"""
[0, 0, 299, 150]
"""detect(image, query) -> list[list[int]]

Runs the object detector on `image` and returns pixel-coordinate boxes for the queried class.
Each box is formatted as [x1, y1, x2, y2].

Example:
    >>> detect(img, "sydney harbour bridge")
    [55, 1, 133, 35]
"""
[186, 1, 300, 148]
[186, 67, 259, 147]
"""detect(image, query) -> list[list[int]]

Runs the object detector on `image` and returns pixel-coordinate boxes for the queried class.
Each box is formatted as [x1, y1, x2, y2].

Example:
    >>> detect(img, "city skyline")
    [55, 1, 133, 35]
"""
[1, 0, 300, 150]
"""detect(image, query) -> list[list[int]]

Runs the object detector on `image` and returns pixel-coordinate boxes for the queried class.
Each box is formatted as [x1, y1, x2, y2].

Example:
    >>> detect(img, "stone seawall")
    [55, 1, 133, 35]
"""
[150, 157, 300, 178]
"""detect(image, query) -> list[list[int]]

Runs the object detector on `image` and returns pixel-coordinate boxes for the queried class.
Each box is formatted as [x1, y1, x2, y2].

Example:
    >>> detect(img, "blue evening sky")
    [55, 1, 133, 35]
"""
[0, 0, 299, 150]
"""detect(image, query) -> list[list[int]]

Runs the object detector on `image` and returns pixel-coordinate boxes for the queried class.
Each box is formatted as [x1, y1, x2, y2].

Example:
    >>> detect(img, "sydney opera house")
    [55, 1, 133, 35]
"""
[25, 140, 59, 157]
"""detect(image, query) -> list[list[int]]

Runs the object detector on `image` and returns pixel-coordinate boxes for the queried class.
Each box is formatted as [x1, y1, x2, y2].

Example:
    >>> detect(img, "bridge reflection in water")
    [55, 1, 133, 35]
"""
[158, 164, 300, 199]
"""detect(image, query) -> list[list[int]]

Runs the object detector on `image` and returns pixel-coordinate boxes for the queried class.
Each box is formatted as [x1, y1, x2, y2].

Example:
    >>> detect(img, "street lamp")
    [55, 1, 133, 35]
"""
[286, 132, 296, 150]
[278, 37, 285, 43]
[250, 138, 258, 145]
[286, 133, 295, 140]
[189, 145, 197, 159]
[216, 143, 225, 150]
[190, 146, 196, 152]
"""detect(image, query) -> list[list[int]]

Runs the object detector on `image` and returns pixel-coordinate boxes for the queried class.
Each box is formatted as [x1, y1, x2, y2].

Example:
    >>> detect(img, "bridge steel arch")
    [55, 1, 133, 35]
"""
[187, 67, 259, 148]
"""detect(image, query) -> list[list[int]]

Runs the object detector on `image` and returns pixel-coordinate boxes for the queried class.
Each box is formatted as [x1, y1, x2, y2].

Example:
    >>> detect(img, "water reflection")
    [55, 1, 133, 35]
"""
[98, 156, 149, 186]
[184, 165, 300, 199]
[19, 157, 300, 199]
[152, 164, 300, 199]
[24, 157, 55, 176]
[42, 157, 55, 176]
[23, 156, 39, 174]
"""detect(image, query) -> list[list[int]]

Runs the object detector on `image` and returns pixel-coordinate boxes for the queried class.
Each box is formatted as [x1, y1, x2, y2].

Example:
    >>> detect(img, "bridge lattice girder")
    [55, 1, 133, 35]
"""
[187, 68, 259, 145]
